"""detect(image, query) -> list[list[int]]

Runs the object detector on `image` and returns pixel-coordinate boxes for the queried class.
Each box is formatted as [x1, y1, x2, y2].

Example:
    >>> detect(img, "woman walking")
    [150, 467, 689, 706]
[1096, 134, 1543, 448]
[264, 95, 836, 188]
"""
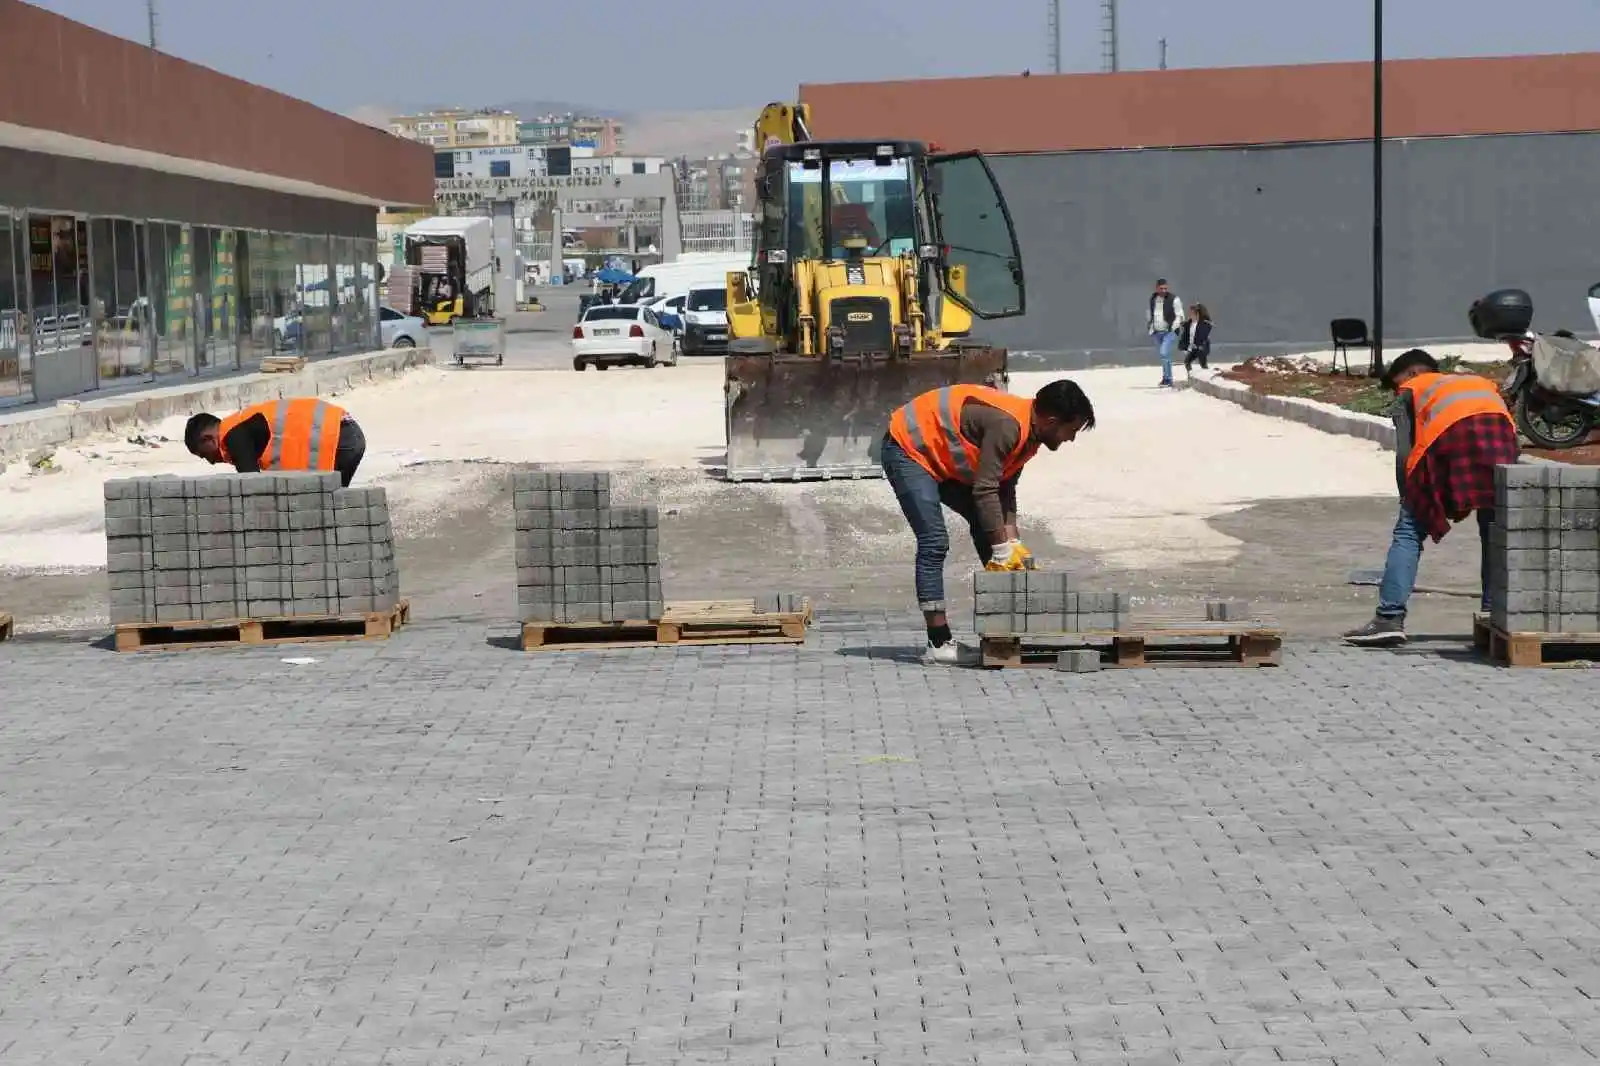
[1183, 303, 1213, 374]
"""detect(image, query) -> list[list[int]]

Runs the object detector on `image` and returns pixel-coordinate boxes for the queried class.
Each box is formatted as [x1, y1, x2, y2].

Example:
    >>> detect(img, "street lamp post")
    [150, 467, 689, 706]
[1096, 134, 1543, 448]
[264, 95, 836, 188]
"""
[1370, 0, 1385, 377]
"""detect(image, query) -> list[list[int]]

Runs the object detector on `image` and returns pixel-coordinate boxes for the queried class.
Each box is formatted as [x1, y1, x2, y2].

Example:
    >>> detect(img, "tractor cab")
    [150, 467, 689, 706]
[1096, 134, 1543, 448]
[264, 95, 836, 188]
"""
[728, 140, 1025, 351]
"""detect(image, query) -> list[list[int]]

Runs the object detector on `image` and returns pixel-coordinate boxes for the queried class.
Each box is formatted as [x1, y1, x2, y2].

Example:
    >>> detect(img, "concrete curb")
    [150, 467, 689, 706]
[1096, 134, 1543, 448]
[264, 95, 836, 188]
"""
[0, 346, 437, 463]
[1186, 370, 1566, 466]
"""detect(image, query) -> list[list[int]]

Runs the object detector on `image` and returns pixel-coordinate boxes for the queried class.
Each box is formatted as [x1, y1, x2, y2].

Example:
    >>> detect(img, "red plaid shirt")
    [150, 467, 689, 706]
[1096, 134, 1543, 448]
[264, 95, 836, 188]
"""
[1403, 411, 1521, 541]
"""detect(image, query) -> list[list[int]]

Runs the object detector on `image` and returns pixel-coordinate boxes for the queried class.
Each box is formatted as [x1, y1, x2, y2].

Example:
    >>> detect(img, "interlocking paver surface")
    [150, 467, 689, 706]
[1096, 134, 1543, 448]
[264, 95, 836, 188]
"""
[2, 616, 1598, 1065]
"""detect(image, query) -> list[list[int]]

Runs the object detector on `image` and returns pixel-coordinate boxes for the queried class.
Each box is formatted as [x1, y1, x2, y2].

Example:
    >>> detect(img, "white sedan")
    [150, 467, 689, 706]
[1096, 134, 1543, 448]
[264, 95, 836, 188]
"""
[572, 305, 676, 370]
[379, 305, 427, 349]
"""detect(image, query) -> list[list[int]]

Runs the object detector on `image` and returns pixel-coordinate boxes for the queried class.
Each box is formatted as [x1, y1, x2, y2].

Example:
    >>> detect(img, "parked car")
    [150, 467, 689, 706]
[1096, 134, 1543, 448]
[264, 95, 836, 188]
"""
[379, 305, 427, 349]
[680, 285, 729, 355]
[647, 293, 686, 334]
[572, 304, 676, 370]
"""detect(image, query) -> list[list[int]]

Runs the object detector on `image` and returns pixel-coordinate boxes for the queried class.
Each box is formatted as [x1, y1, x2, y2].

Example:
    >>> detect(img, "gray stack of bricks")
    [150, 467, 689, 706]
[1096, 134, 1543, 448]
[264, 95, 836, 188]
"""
[973, 571, 1129, 636]
[513, 470, 665, 624]
[1490, 464, 1600, 633]
[104, 472, 400, 625]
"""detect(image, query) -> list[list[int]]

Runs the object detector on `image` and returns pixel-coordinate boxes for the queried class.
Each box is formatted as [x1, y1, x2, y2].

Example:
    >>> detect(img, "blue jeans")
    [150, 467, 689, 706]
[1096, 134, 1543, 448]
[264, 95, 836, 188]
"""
[880, 435, 992, 611]
[1377, 504, 1494, 619]
[1154, 330, 1178, 383]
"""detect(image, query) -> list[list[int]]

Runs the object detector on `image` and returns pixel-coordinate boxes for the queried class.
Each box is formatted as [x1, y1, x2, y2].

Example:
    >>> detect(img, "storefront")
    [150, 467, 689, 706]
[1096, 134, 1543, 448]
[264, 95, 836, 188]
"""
[0, 208, 380, 406]
[0, 3, 433, 408]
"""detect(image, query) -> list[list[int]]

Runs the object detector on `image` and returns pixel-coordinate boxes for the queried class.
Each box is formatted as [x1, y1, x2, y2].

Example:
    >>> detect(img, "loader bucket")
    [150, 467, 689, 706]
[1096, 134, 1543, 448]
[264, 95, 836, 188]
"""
[722, 347, 1009, 481]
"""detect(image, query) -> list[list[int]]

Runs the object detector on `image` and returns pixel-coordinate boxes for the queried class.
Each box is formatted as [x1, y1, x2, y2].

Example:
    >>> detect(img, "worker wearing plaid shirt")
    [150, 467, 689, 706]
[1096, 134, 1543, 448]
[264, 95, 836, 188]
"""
[1345, 349, 1520, 646]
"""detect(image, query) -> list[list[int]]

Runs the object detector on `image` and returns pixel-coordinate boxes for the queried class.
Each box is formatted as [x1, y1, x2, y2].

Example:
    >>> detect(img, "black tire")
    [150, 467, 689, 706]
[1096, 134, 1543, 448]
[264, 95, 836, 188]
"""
[646, 343, 658, 369]
[573, 357, 587, 372]
[596, 362, 609, 371]
[1516, 391, 1596, 449]
[391, 336, 416, 349]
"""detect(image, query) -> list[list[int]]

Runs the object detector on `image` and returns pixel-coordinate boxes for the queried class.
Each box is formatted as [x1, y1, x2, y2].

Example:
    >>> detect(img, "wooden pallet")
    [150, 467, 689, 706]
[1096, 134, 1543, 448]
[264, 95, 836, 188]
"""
[260, 355, 307, 374]
[0, 612, 12, 643]
[980, 620, 1283, 669]
[1473, 615, 1600, 668]
[521, 598, 811, 651]
[114, 599, 410, 652]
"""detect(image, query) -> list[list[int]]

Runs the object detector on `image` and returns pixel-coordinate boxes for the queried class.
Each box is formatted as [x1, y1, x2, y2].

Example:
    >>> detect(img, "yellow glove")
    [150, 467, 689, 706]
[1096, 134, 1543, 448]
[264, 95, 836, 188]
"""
[985, 540, 1028, 571]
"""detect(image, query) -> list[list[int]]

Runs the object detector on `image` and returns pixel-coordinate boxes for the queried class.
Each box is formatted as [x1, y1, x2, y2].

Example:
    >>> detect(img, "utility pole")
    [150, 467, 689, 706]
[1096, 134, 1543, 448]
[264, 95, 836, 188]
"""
[1159, 37, 1168, 70]
[1047, 0, 1062, 75]
[1371, 0, 1385, 377]
[146, 0, 158, 49]
[1101, 0, 1120, 73]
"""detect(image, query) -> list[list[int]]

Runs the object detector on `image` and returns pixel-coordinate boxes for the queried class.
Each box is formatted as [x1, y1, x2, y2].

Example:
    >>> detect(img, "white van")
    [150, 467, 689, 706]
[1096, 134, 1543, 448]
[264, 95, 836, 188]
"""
[680, 285, 729, 355]
[616, 254, 748, 306]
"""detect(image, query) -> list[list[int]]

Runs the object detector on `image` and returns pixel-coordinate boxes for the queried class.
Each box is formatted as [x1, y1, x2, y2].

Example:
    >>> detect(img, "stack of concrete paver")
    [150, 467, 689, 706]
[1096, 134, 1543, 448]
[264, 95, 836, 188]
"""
[513, 470, 665, 624]
[1490, 464, 1600, 634]
[973, 571, 1129, 636]
[104, 472, 399, 626]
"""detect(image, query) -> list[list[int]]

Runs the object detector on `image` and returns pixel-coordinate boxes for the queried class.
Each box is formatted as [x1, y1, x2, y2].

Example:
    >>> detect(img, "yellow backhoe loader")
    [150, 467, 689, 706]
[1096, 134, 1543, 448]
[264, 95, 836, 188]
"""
[722, 102, 1028, 481]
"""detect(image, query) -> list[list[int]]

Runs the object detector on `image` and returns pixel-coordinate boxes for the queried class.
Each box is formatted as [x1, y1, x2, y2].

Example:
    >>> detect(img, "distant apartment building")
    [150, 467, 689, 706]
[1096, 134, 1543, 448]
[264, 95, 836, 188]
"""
[734, 128, 756, 157]
[675, 156, 755, 212]
[390, 109, 519, 148]
[434, 146, 663, 182]
[518, 113, 625, 155]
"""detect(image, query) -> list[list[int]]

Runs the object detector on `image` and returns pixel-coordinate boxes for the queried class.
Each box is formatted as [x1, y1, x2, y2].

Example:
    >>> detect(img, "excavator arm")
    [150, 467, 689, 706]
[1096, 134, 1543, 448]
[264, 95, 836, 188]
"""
[753, 102, 812, 150]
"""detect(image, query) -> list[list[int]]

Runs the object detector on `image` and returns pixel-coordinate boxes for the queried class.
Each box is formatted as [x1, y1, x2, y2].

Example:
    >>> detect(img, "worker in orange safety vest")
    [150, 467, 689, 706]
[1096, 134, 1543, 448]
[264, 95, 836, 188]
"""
[184, 398, 368, 487]
[1344, 348, 1519, 646]
[882, 380, 1096, 666]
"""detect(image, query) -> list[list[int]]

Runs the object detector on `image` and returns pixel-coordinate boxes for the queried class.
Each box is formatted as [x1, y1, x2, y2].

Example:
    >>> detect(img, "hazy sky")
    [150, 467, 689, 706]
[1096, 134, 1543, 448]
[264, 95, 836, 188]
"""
[28, 0, 1600, 114]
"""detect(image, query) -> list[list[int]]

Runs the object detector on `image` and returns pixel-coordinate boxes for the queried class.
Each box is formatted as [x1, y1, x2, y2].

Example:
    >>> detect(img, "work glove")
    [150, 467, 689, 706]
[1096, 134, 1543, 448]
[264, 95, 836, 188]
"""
[985, 540, 1029, 572]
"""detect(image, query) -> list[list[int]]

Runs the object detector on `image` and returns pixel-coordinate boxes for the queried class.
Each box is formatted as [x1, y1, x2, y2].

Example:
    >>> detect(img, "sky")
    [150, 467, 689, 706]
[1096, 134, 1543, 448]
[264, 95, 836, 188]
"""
[27, 0, 1600, 115]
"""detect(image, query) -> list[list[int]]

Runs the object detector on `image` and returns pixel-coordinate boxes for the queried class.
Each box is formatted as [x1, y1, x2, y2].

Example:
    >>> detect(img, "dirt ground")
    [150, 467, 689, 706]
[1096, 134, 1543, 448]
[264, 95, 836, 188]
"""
[1222, 355, 1600, 465]
[0, 353, 1495, 643]
[0, 463, 1486, 644]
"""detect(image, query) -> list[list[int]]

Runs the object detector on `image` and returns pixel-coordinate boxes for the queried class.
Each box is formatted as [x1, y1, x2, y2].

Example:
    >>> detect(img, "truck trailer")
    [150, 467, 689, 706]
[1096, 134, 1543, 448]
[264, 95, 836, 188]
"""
[404, 216, 494, 325]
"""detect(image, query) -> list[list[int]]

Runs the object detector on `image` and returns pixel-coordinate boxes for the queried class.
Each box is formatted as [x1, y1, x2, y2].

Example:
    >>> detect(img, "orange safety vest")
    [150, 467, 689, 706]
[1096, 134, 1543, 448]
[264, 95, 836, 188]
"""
[888, 384, 1038, 484]
[1397, 372, 1513, 476]
[218, 398, 346, 472]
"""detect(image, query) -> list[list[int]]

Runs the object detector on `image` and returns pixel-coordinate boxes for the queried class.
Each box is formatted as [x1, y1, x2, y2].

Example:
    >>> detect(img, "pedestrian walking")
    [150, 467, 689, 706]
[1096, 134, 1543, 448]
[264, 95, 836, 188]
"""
[1148, 278, 1184, 388]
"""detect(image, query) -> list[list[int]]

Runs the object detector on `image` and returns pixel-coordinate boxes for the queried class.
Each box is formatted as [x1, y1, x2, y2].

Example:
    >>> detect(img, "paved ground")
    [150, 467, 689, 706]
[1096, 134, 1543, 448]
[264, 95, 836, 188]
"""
[1, 619, 1597, 1065]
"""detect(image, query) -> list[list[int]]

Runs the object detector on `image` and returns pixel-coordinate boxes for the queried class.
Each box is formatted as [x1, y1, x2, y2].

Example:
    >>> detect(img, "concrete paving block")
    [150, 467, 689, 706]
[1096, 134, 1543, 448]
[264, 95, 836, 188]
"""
[153, 586, 193, 608]
[1055, 648, 1102, 673]
[103, 477, 141, 500]
[1023, 612, 1065, 634]
[1554, 463, 1600, 488]
[1498, 464, 1549, 490]
[1206, 600, 1251, 622]
[973, 570, 1021, 595]
[972, 592, 1009, 616]
[511, 470, 550, 492]
[1024, 593, 1065, 614]
[1561, 549, 1600, 571]
[108, 602, 148, 625]
[977, 614, 1014, 637]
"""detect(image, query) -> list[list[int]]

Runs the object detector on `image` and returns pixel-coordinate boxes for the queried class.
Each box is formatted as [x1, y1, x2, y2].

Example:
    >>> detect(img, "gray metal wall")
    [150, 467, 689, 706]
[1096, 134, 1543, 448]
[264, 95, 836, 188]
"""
[984, 133, 1600, 366]
[0, 147, 376, 238]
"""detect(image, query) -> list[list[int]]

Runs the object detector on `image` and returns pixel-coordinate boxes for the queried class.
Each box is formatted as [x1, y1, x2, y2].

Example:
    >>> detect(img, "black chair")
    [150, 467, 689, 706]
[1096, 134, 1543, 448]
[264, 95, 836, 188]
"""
[1330, 318, 1372, 375]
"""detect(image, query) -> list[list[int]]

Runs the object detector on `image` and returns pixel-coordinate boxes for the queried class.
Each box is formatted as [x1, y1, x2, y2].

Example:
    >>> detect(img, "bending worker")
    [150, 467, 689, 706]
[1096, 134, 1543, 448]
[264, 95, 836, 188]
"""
[184, 398, 367, 487]
[882, 380, 1097, 665]
[1344, 348, 1519, 647]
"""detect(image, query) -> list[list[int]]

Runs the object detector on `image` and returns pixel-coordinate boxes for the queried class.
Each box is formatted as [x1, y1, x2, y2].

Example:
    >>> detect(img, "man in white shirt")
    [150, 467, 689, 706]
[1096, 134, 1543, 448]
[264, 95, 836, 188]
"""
[1148, 278, 1184, 388]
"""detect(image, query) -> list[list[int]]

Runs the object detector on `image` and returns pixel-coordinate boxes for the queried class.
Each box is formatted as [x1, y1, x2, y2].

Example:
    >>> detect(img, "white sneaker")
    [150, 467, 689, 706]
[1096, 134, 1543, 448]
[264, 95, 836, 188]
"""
[922, 641, 978, 667]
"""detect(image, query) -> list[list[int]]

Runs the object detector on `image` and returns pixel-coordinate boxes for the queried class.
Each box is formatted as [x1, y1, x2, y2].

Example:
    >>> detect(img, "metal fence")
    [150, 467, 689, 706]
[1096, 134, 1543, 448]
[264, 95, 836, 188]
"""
[681, 211, 753, 256]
